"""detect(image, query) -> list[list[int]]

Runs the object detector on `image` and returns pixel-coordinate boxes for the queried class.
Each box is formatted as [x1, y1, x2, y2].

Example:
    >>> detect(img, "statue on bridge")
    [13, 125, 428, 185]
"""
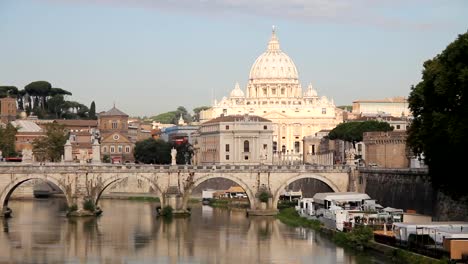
[21, 149, 33, 164]
[345, 148, 357, 165]
[171, 148, 177, 165]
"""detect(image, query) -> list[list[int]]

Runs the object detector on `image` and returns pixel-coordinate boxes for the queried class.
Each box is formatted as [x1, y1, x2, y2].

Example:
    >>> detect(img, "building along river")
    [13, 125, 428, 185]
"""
[0, 199, 390, 263]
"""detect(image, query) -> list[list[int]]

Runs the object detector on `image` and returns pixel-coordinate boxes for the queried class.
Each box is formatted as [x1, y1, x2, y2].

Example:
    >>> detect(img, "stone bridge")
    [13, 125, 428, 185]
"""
[0, 164, 352, 216]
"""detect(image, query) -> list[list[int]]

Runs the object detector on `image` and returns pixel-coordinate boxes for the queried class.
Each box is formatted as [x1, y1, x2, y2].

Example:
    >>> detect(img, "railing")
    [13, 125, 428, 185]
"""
[0, 162, 351, 173]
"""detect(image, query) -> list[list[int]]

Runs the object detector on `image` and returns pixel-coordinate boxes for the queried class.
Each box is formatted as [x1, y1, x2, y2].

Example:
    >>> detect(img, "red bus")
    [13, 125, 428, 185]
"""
[5, 157, 22, 162]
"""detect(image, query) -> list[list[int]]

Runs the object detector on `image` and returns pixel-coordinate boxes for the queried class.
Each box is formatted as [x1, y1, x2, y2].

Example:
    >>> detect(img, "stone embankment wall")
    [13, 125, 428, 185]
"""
[433, 192, 468, 221]
[359, 168, 468, 221]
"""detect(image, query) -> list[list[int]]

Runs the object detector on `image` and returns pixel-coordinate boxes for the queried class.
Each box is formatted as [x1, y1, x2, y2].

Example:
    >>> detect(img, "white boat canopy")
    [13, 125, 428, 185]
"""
[312, 192, 371, 204]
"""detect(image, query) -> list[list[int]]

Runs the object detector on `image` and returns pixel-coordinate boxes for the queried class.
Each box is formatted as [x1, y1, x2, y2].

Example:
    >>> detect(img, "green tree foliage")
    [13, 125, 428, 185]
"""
[192, 106, 210, 122]
[47, 95, 66, 118]
[0, 124, 18, 157]
[89, 101, 97, 120]
[407, 31, 468, 197]
[259, 191, 271, 203]
[25, 81, 52, 110]
[173, 142, 193, 164]
[151, 106, 196, 124]
[49, 88, 72, 96]
[134, 138, 171, 164]
[32, 123, 67, 162]
[337, 105, 352, 111]
[151, 111, 178, 124]
[0, 86, 19, 98]
[333, 225, 374, 249]
[176, 106, 193, 123]
[328, 121, 393, 145]
[3, 80, 91, 119]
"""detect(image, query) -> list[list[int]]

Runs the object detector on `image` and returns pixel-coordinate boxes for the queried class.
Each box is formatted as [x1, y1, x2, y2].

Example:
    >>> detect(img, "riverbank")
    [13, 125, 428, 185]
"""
[207, 198, 250, 209]
[276, 208, 448, 264]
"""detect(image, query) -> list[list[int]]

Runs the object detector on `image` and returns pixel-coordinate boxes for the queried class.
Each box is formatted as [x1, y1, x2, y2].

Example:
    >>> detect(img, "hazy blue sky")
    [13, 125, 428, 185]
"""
[1, 0, 467, 116]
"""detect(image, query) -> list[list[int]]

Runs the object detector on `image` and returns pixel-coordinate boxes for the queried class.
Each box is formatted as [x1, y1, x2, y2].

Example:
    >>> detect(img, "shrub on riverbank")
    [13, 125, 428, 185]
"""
[276, 208, 322, 230]
[259, 191, 271, 203]
[67, 204, 78, 213]
[160, 206, 173, 216]
[83, 199, 96, 211]
[277, 200, 297, 210]
[333, 225, 373, 250]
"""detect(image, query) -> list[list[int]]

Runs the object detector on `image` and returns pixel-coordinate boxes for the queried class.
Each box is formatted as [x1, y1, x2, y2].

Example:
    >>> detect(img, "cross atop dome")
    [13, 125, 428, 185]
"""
[267, 25, 280, 51]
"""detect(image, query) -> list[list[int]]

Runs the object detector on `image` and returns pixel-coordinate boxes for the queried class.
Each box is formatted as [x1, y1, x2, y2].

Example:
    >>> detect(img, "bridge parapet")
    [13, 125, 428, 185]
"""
[0, 164, 350, 174]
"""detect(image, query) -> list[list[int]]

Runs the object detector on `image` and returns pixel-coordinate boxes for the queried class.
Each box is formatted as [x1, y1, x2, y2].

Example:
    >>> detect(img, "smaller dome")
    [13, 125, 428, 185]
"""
[19, 111, 27, 119]
[304, 83, 318, 97]
[229, 82, 245, 98]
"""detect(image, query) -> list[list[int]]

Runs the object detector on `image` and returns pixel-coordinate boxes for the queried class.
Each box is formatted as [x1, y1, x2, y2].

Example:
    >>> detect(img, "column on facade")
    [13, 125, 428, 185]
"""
[252, 136, 257, 164]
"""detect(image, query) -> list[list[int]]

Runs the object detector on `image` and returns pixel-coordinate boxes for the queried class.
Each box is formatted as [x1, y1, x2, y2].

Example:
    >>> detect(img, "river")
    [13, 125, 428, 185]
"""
[0, 199, 389, 263]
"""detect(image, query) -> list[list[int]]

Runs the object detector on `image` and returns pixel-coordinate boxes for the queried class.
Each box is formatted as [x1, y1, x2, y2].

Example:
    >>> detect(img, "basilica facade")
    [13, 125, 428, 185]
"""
[200, 29, 343, 156]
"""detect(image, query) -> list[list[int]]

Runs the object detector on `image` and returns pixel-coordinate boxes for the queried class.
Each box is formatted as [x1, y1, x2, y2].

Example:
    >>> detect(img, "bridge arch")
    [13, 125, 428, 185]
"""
[272, 174, 340, 209]
[0, 175, 71, 211]
[188, 174, 257, 210]
[95, 174, 164, 206]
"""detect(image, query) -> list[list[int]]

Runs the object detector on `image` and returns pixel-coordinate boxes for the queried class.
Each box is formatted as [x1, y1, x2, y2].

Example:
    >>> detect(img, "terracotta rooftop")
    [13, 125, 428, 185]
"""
[353, 97, 407, 103]
[226, 186, 246, 193]
[203, 115, 272, 125]
[54, 119, 98, 127]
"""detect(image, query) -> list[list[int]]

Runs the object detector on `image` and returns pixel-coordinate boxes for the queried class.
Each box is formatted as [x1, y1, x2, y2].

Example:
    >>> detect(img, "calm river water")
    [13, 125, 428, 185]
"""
[0, 199, 389, 264]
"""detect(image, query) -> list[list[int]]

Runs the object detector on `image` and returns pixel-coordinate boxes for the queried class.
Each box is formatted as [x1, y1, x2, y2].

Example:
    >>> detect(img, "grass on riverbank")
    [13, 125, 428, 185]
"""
[208, 199, 250, 209]
[276, 207, 322, 230]
[387, 248, 450, 264]
[127, 196, 160, 202]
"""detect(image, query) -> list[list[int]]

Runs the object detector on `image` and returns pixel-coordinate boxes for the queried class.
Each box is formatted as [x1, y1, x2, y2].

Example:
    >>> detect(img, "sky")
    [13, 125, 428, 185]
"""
[1, 0, 467, 117]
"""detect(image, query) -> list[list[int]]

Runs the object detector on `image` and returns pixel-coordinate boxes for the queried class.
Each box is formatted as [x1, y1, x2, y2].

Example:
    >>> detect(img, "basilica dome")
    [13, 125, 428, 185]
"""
[249, 30, 299, 81]
[304, 83, 318, 97]
[229, 82, 244, 98]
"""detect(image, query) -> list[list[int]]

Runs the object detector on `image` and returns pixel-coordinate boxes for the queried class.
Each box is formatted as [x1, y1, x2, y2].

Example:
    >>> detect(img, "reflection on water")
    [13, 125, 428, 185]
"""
[0, 199, 387, 263]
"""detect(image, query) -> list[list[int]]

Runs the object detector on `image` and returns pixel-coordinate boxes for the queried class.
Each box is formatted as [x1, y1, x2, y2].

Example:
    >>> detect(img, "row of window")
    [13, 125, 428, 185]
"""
[102, 145, 131, 153]
[225, 155, 249, 161]
[224, 107, 328, 114]
[225, 125, 268, 130]
[224, 142, 269, 153]
[271, 141, 301, 153]
[103, 121, 125, 130]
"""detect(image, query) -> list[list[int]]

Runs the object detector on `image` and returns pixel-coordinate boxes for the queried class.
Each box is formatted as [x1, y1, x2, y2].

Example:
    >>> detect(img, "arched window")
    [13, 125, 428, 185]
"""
[244, 140, 250, 153]
[282, 145, 286, 153]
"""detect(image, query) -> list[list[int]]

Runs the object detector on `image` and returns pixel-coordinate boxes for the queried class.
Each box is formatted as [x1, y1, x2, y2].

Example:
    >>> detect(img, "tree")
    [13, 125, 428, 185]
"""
[172, 142, 193, 164]
[151, 111, 178, 124]
[25, 81, 51, 110]
[192, 106, 210, 122]
[49, 88, 72, 97]
[407, 31, 468, 197]
[328, 120, 393, 146]
[176, 106, 192, 123]
[0, 124, 18, 158]
[47, 95, 66, 118]
[89, 101, 97, 120]
[134, 138, 171, 164]
[33, 123, 67, 162]
[151, 106, 196, 125]
[0, 86, 18, 98]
